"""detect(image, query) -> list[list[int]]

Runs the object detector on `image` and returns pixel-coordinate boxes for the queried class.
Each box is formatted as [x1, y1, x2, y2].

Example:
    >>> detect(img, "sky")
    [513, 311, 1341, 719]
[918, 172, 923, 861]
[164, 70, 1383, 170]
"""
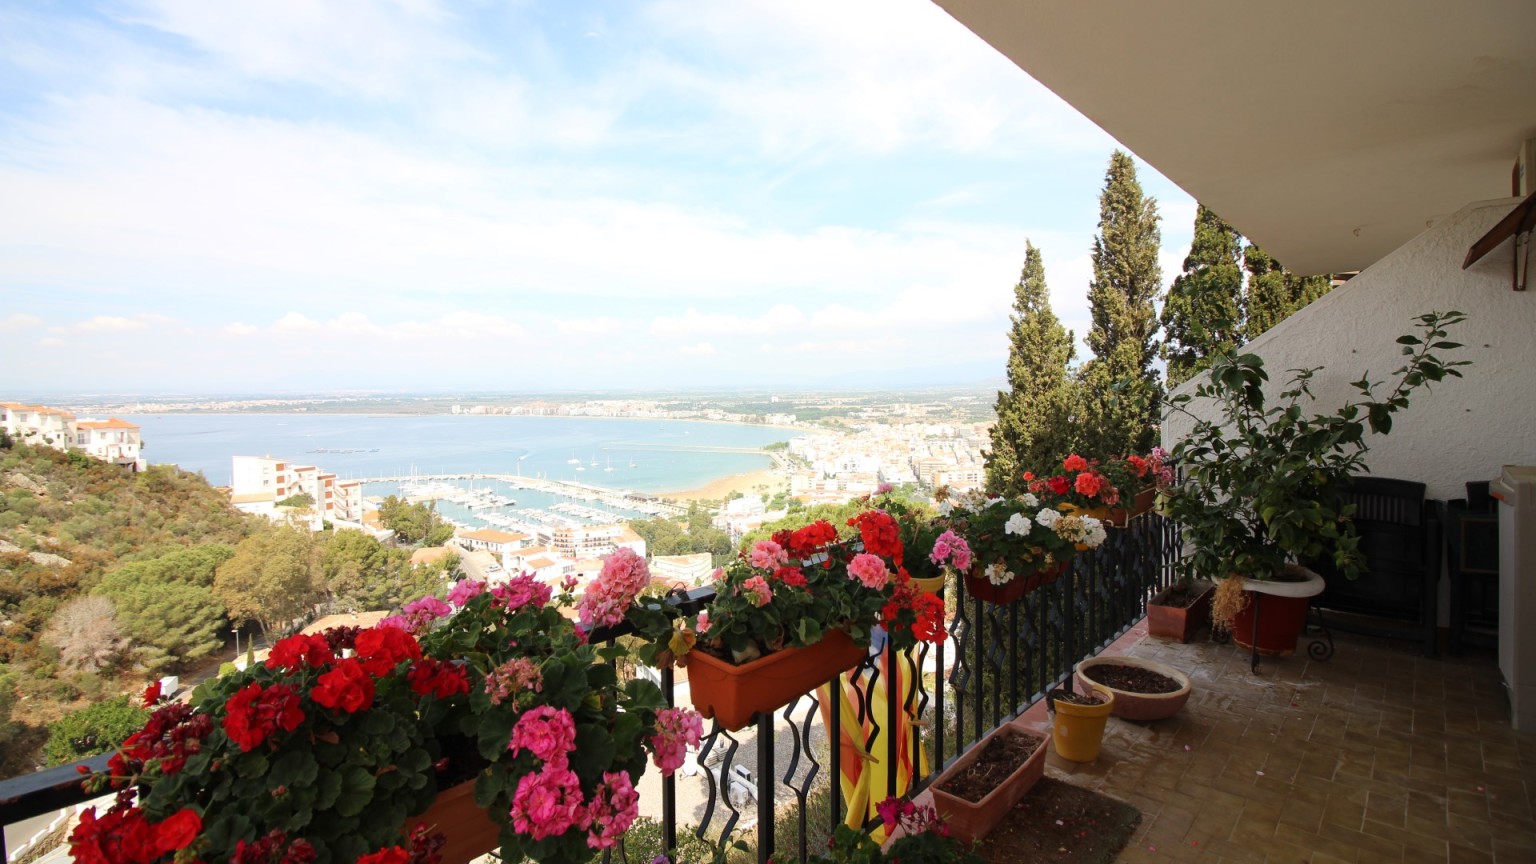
[0, 0, 1196, 395]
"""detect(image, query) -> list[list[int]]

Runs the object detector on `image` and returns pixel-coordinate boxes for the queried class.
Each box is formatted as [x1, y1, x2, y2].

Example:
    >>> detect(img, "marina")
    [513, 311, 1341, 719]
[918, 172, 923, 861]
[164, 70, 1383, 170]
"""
[379, 472, 682, 534]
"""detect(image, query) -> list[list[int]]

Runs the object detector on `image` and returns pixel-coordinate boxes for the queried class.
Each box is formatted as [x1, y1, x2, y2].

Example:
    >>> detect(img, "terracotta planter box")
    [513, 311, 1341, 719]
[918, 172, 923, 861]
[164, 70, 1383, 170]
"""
[407, 779, 501, 864]
[929, 726, 1048, 843]
[962, 561, 1069, 605]
[683, 629, 866, 731]
[1147, 580, 1214, 643]
[1104, 487, 1158, 528]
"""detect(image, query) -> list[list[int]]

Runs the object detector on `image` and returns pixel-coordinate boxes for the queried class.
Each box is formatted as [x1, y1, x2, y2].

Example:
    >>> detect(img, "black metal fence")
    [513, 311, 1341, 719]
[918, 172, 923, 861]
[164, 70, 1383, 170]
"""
[0, 513, 1179, 864]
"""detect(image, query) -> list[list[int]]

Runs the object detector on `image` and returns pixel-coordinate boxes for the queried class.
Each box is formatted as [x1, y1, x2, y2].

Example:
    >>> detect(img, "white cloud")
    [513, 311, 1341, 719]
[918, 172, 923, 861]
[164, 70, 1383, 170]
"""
[0, 313, 43, 331]
[75, 314, 175, 332]
[676, 342, 717, 357]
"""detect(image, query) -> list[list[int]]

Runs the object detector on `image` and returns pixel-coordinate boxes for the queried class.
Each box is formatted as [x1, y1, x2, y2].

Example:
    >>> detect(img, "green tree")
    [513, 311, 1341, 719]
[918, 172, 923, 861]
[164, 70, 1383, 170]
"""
[376, 496, 454, 546]
[44, 695, 149, 765]
[986, 240, 1079, 494]
[1077, 150, 1165, 457]
[213, 527, 321, 636]
[319, 529, 441, 612]
[1244, 244, 1333, 340]
[1161, 205, 1247, 388]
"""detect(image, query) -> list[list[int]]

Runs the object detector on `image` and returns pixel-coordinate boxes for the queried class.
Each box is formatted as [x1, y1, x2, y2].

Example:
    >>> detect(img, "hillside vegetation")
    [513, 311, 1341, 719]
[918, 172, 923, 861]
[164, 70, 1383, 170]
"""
[0, 442, 455, 777]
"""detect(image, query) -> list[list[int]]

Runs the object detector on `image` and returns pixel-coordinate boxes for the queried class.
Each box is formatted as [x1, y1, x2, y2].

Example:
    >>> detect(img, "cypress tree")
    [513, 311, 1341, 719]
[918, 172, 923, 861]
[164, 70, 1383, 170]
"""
[986, 241, 1078, 495]
[1243, 244, 1333, 339]
[1077, 151, 1164, 457]
[1161, 205, 1246, 388]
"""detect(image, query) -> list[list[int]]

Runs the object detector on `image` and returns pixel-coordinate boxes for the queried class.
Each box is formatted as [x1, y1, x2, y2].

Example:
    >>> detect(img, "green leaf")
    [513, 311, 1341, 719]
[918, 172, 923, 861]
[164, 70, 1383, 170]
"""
[271, 749, 319, 788]
[335, 765, 377, 817]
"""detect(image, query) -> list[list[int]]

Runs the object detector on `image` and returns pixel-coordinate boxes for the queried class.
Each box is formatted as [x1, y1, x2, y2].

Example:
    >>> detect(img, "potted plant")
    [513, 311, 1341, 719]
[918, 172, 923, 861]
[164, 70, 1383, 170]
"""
[1023, 451, 1171, 528]
[933, 489, 1107, 604]
[927, 724, 1049, 842]
[818, 797, 983, 864]
[74, 566, 702, 864]
[1047, 683, 1115, 763]
[627, 512, 946, 731]
[1163, 310, 1469, 656]
[1075, 656, 1191, 722]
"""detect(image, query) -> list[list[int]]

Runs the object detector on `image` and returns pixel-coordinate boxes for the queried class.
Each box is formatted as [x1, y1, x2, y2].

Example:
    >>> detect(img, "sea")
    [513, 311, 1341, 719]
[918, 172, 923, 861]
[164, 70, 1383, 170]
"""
[122, 413, 791, 529]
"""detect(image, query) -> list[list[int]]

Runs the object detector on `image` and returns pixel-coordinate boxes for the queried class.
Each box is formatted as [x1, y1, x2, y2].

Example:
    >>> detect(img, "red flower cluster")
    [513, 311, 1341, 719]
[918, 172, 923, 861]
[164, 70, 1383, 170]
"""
[407, 658, 470, 699]
[231, 829, 317, 864]
[847, 510, 904, 561]
[879, 577, 947, 645]
[69, 793, 201, 864]
[223, 683, 304, 752]
[773, 519, 838, 560]
[771, 566, 809, 588]
[355, 626, 423, 676]
[311, 659, 376, 714]
[110, 703, 212, 777]
[266, 633, 335, 672]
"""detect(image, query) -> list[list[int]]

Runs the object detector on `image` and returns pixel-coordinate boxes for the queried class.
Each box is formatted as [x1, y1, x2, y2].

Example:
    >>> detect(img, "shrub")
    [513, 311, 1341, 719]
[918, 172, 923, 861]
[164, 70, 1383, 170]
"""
[44, 695, 149, 765]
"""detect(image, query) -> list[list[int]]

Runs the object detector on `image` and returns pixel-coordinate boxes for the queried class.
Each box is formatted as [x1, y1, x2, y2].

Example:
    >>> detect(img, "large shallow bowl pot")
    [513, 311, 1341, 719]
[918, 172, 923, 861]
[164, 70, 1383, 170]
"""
[1075, 655, 1191, 722]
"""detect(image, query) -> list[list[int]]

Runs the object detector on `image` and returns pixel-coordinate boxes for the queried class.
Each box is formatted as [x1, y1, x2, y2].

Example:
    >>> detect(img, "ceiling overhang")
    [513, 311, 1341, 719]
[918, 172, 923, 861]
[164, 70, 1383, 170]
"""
[933, 0, 1536, 275]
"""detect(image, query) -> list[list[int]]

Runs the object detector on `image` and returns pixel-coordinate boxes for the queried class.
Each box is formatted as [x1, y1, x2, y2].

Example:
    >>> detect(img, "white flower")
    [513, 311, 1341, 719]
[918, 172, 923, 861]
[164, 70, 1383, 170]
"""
[1035, 507, 1060, 528]
[984, 562, 1015, 586]
[1004, 512, 1032, 536]
[1082, 518, 1107, 548]
[986, 496, 1004, 508]
[1021, 492, 1039, 508]
[935, 500, 955, 517]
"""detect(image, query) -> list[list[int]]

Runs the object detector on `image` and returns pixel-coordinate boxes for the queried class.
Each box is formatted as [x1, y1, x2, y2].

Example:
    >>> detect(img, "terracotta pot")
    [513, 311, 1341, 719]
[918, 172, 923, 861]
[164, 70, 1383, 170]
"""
[962, 561, 1069, 605]
[1146, 580, 1214, 643]
[1049, 683, 1115, 763]
[1229, 567, 1324, 656]
[1075, 656, 1191, 722]
[929, 726, 1048, 843]
[406, 779, 501, 864]
[1104, 487, 1158, 528]
[683, 629, 866, 731]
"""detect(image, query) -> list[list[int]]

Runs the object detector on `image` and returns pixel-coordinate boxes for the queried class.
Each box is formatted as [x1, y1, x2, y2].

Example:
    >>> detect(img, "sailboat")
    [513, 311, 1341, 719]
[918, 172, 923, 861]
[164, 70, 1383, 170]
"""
[604, 456, 614, 472]
[589, 453, 598, 466]
[628, 456, 637, 469]
[567, 451, 580, 465]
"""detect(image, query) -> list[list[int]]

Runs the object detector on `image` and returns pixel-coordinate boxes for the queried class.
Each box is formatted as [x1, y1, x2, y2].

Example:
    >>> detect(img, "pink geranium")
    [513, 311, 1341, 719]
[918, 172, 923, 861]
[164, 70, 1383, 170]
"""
[748, 540, 788, 570]
[509, 706, 577, 767]
[650, 707, 704, 776]
[740, 575, 772, 608]
[928, 530, 973, 572]
[577, 547, 652, 629]
[510, 764, 589, 840]
[695, 610, 711, 634]
[847, 553, 890, 590]
[585, 771, 640, 849]
[447, 578, 486, 607]
[491, 572, 552, 612]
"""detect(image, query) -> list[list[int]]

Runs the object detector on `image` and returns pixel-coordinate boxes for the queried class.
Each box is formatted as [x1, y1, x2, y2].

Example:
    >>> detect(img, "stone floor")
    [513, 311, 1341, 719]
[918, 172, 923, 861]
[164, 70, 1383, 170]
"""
[1007, 620, 1536, 864]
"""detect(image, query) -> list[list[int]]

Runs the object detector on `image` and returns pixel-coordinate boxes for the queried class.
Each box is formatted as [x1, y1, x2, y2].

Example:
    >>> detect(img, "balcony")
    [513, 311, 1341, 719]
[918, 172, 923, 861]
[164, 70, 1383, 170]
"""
[4, 513, 1533, 864]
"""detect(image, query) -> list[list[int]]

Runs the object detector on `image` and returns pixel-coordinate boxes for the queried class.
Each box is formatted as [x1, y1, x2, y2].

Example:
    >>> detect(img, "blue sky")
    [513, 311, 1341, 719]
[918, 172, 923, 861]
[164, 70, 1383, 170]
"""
[0, 0, 1196, 395]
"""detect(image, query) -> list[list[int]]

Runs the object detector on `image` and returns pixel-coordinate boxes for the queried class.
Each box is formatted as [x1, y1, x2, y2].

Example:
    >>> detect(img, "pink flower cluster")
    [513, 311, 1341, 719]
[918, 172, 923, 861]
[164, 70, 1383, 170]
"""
[847, 553, 890, 590]
[446, 578, 486, 607]
[649, 707, 704, 776]
[491, 573, 552, 611]
[380, 596, 452, 634]
[748, 540, 788, 570]
[577, 547, 651, 629]
[484, 657, 543, 706]
[510, 765, 589, 841]
[929, 530, 973, 572]
[740, 575, 772, 608]
[584, 772, 639, 850]
[509, 706, 577, 767]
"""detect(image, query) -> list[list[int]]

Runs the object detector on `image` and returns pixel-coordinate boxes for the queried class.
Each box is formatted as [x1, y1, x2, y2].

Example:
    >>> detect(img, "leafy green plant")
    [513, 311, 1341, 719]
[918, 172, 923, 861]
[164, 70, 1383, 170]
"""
[1163, 310, 1469, 589]
[44, 696, 149, 765]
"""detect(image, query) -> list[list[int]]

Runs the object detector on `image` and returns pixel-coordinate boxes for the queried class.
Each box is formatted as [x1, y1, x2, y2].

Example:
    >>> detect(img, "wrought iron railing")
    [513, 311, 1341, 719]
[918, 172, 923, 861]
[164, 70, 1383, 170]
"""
[0, 513, 1179, 864]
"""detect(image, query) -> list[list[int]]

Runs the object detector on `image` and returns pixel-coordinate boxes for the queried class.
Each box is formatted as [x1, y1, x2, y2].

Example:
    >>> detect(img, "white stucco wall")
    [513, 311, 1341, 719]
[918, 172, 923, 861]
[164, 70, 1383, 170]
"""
[1163, 196, 1536, 502]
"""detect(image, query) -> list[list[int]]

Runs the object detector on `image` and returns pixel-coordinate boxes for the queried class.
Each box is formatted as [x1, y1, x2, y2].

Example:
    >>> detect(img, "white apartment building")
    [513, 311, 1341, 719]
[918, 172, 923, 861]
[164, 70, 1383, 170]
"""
[1, 402, 77, 451]
[454, 528, 532, 557]
[535, 522, 647, 559]
[229, 455, 363, 530]
[650, 553, 716, 586]
[74, 419, 146, 471]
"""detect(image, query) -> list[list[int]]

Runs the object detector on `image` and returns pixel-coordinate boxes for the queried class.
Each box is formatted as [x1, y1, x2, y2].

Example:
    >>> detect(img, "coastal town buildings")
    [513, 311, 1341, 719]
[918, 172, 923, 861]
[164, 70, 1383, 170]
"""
[228, 455, 367, 531]
[0, 401, 145, 471]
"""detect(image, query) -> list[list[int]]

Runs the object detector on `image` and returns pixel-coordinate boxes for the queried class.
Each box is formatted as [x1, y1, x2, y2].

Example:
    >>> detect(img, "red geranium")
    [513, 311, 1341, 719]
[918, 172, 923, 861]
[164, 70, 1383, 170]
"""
[223, 683, 304, 752]
[141, 681, 162, 708]
[266, 633, 335, 672]
[1063, 454, 1088, 472]
[774, 519, 838, 559]
[354, 626, 423, 677]
[355, 848, 409, 864]
[69, 796, 201, 864]
[772, 566, 809, 588]
[407, 659, 470, 699]
[847, 510, 904, 561]
[310, 658, 375, 714]
[1075, 472, 1104, 498]
[1046, 476, 1070, 496]
[231, 830, 317, 864]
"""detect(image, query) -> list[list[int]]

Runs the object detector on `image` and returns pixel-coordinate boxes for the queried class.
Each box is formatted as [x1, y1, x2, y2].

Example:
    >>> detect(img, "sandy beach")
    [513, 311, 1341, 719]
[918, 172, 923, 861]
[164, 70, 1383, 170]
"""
[660, 468, 788, 501]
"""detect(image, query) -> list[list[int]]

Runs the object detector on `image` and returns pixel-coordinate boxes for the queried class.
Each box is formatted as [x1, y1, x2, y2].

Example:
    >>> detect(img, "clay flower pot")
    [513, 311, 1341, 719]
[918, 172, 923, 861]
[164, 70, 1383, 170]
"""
[910, 572, 947, 596]
[1229, 567, 1324, 656]
[407, 780, 500, 864]
[1049, 683, 1115, 763]
[683, 629, 866, 731]
[1104, 487, 1158, 527]
[928, 725, 1048, 843]
[1075, 656, 1191, 722]
[962, 561, 1069, 605]
[1147, 579, 1215, 643]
